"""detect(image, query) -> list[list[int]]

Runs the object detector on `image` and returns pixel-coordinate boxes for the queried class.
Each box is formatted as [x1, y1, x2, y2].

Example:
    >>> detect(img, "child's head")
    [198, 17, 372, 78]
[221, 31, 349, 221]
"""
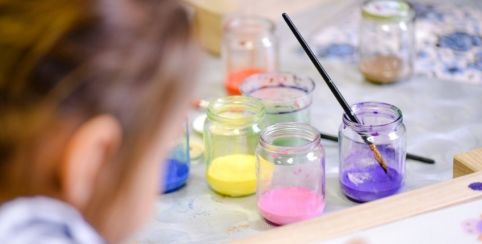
[0, 0, 195, 241]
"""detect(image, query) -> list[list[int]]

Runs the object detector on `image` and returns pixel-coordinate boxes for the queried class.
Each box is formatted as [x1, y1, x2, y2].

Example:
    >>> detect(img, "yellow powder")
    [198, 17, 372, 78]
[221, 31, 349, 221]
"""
[207, 154, 257, 197]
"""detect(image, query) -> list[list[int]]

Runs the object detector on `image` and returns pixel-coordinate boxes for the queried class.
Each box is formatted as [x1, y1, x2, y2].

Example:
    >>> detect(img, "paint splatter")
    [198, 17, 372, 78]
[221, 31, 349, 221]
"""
[468, 182, 482, 191]
[461, 214, 482, 241]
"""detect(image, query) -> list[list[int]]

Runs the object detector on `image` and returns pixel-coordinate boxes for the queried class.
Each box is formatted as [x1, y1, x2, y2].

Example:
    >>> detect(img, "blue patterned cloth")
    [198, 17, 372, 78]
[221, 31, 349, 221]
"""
[0, 197, 104, 244]
[311, 2, 482, 84]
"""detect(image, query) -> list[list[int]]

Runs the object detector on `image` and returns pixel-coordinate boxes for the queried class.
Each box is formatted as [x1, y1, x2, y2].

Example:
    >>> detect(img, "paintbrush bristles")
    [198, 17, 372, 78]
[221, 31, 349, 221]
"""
[369, 144, 388, 173]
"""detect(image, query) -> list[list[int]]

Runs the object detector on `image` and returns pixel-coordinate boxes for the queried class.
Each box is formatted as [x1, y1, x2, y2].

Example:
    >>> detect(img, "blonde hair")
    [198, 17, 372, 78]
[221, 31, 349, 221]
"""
[0, 0, 194, 198]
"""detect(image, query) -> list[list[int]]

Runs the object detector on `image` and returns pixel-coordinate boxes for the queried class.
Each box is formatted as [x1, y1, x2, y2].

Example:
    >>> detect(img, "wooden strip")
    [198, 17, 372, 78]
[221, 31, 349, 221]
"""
[453, 148, 482, 177]
[234, 171, 482, 243]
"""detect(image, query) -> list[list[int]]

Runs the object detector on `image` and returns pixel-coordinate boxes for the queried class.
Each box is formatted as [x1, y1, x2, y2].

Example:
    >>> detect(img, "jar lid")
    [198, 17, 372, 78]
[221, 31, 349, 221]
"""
[362, 0, 412, 22]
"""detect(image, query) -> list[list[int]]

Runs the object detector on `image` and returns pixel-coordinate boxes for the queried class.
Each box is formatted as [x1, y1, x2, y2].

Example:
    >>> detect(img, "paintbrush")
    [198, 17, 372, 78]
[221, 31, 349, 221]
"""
[319, 132, 436, 164]
[282, 13, 389, 173]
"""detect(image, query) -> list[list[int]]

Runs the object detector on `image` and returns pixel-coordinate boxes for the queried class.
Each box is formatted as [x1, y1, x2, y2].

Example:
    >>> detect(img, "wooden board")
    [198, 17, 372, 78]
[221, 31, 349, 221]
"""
[183, 0, 328, 54]
[233, 148, 482, 243]
[454, 147, 482, 177]
[183, 0, 237, 55]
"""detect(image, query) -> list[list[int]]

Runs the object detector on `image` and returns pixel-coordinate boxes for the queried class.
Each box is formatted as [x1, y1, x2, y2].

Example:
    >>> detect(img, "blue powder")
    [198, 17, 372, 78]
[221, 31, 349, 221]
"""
[163, 158, 189, 193]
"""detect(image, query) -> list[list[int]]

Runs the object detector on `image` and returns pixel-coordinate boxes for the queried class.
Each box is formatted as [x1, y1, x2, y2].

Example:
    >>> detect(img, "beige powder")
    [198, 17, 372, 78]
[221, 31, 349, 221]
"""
[359, 55, 404, 84]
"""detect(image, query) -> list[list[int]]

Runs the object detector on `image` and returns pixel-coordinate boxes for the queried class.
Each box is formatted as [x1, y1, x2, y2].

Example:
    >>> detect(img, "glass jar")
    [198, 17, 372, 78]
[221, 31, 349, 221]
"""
[240, 72, 315, 126]
[359, 0, 414, 84]
[256, 122, 325, 225]
[162, 122, 190, 193]
[339, 102, 406, 202]
[222, 15, 278, 95]
[204, 96, 265, 197]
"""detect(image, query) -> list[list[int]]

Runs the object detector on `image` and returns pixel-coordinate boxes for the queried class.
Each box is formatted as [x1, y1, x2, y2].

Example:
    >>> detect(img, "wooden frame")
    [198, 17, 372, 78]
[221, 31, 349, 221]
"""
[183, 0, 328, 54]
[234, 148, 482, 243]
[454, 148, 482, 177]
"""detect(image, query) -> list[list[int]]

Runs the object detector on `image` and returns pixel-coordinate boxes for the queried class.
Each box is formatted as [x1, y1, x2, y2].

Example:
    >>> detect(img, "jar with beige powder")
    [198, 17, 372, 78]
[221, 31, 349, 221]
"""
[359, 0, 414, 84]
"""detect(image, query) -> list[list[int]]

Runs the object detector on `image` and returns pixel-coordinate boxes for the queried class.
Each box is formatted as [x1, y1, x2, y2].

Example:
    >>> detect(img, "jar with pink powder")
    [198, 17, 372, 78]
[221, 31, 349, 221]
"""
[256, 122, 325, 225]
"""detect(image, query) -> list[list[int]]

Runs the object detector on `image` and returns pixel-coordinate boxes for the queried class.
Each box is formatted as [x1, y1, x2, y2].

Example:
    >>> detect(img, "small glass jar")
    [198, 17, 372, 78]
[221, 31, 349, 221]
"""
[256, 122, 325, 225]
[339, 102, 406, 202]
[162, 122, 190, 193]
[240, 72, 315, 126]
[222, 15, 278, 95]
[204, 96, 265, 197]
[359, 0, 414, 84]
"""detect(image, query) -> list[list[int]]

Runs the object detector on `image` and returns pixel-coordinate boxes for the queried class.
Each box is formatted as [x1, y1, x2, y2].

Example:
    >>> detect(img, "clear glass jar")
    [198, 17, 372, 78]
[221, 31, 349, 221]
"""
[204, 96, 265, 197]
[162, 122, 190, 193]
[240, 72, 315, 126]
[222, 15, 278, 95]
[256, 122, 325, 225]
[339, 102, 406, 202]
[359, 0, 414, 84]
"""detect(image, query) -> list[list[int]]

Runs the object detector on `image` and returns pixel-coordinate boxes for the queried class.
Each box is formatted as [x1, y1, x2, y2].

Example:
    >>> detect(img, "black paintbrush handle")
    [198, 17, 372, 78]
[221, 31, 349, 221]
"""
[282, 14, 357, 122]
[282, 13, 374, 146]
[405, 153, 435, 164]
[282, 13, 391, 172]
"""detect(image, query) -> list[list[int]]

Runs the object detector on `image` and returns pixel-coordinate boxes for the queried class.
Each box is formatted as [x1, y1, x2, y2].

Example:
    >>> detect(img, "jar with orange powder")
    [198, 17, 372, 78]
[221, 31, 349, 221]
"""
[222, 15, 278, 95]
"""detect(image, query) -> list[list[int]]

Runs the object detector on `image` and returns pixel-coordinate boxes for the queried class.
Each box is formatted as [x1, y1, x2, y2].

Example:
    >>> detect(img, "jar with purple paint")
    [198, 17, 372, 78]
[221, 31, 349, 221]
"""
[339, 102, 406, 202]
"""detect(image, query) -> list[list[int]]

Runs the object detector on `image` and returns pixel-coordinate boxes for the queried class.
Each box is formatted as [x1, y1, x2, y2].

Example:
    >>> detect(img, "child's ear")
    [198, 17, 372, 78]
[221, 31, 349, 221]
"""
[60, 115, 122, 209]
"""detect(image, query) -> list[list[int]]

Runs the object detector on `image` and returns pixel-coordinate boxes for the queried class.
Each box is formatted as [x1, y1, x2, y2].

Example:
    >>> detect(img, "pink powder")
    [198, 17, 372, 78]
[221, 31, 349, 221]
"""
[257, 186, 325, 225]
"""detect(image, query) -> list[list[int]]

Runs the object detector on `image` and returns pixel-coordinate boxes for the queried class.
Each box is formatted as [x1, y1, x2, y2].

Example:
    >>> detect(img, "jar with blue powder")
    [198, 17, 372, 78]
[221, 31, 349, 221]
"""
[162, 122, 190, 193]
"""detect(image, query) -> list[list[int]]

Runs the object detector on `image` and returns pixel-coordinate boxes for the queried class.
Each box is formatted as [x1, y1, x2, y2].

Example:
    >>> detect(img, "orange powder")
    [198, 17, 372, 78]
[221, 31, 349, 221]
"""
[224, 68, 265, 95]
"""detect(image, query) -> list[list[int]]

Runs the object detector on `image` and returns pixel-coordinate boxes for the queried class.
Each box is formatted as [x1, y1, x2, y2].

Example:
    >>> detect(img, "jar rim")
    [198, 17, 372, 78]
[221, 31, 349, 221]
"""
[342, 101, 403, 130]
[207, 96, 265, 125]
[260, 122, 321, 152]
[361, 0, 415, 22]
[240, 72, 316, 105]
[223, 14, 275, 34]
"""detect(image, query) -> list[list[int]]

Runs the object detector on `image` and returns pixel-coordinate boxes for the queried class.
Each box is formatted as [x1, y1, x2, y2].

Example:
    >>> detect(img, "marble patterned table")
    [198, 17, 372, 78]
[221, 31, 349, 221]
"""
[135, 0, 482, 242]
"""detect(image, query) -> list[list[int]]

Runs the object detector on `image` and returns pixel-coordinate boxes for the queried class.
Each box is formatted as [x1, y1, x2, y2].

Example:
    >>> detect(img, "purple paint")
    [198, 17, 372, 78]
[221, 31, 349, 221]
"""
[468, 182, 482, 191]
[341, 163, 403, 202]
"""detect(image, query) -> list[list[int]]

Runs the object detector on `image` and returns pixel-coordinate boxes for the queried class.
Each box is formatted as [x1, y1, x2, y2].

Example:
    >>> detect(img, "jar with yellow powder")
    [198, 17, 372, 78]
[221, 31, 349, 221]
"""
[204, 96, 265, 197]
